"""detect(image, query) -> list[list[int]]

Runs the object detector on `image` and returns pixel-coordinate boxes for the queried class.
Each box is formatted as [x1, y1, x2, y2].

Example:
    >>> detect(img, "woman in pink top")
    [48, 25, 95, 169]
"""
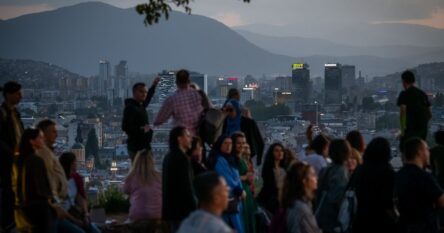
[123, 149, 162, 221]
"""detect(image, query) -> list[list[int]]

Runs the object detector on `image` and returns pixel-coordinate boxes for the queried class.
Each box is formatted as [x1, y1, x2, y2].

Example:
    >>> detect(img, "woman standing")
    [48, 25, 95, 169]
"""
[352, 137, 396, 233]
[208, 135, 245, 233]
[13, 128, 54, 233]
[187, 137, 207, 176]
[346, 130, 365, 175]
[223, 88, 242, 136]
[257, 143, 286, 215]
[281, 162, 322, 233]
[232, 132, 257, 233]
[123, 149, 162, 221]
[316, 139, 351, 233]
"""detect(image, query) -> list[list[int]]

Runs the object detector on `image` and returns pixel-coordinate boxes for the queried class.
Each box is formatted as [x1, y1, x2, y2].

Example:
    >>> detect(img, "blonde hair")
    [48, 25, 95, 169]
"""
[127, 150, 160, 185]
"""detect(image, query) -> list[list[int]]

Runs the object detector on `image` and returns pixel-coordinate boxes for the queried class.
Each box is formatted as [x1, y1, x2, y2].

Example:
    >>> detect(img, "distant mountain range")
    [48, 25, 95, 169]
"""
[0, 58, 84, 88]
[0, 2, 443, 77]
[233, 23, 444, 47]
[236, 30, 444, 61]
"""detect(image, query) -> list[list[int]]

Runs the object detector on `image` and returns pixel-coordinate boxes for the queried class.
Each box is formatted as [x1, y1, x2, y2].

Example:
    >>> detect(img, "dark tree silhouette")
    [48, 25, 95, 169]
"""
[85, 128, 99, 160]
[136, 0, 250, 25]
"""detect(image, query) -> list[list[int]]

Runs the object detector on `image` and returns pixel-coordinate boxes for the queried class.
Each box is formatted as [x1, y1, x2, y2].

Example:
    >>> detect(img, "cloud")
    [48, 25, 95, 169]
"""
[379, 8, 444, 29]
[213, 12, 245, 27]
[190, 0, 444, 25]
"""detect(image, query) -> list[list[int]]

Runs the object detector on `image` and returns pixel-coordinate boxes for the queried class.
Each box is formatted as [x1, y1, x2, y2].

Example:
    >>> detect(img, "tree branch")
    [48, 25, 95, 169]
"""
[136, 0, 250, 26]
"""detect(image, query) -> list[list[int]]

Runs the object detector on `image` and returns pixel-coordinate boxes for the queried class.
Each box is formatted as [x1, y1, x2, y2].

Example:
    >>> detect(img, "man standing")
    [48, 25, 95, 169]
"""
[154, 69, 204, 136]
[0, 81, 24, 232]
[162, 126, 197, 232]
[122, 77, 160, 161]
[431, 130, 444, 188]
[35, 119, 68, 200]
[397, 70, 431, 151]
[177, 172, 233, 233]
[396, 138, 444, 233]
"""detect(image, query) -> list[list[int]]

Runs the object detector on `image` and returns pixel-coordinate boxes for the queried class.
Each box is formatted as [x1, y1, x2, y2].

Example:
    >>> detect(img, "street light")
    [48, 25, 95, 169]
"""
[314, 101, 319, 126]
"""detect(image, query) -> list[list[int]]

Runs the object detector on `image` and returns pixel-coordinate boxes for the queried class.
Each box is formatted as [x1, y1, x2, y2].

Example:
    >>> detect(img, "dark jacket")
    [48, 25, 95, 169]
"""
[240, 116, 264, 165]
[257, 165, 281, 214]
[122, 85, 156, 152]
[0, 102, 24, 187]
[353, 164, 396, 233]
[15, 155, 53, 206]
[162, 147, 197, 221]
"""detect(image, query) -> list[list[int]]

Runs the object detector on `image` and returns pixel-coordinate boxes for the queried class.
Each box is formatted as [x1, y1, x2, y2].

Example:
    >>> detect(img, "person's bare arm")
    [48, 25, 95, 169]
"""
[400, 105, 406, 135]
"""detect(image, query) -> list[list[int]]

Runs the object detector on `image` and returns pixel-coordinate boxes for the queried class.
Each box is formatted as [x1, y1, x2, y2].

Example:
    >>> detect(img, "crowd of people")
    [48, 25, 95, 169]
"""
[1, 69, 444, 233]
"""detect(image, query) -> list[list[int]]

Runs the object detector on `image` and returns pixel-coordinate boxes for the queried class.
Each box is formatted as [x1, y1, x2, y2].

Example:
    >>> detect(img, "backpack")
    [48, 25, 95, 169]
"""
[268, 208, 288, 233]
[196, 90, 226, 145]
[198, 108, 226, 145]
[337, 189, 357, 232]
[336, 166, 362, 233]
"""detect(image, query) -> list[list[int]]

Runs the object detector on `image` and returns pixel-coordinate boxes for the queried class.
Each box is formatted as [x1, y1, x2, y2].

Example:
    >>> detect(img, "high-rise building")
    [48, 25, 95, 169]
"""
[241, 83, 258, 104]
[292, 63, 311, 110]
[275, 76, 292, 91]
[115, 60, 128, 78]
[114, 60, 130, 100]
[158, 70, 208, 103]
[341, 65, 356, 89]
[158, 70, 176, 103]
[99, 60, 110, 96]
[324, 63, 342, 105]
[190, 72, 208, 94]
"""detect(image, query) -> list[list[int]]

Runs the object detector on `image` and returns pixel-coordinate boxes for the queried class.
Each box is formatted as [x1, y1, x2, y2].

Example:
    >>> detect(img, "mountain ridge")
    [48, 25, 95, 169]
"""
[0, 1, 439, 77]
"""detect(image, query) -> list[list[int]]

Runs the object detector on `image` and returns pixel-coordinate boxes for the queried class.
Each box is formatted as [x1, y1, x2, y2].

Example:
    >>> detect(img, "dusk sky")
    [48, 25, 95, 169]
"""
[1, 0, 444, 29]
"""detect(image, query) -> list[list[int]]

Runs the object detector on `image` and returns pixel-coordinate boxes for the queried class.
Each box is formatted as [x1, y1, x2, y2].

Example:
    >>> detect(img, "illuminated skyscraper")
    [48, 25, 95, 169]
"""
[324, 63, 342, 105]
[292, 63, 311, 110]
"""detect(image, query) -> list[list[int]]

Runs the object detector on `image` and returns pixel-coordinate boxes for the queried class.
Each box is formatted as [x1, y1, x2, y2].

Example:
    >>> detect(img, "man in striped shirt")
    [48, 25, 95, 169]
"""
[154, 69, 204, 136]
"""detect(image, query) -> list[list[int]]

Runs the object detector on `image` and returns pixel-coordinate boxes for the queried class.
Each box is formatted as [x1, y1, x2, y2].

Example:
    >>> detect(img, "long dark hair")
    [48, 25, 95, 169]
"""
[262, 143, 285, 176]
[59, 152, 76, 179]
[261, 143, 285, 188]
[363, 137, 392, 165]
[346, 130, 365, 153]
[17, 128, 41, 168]
[230, 132, 245, 166]
[329, 139, 351, 165]
[207, 135, 231, 169]
[309, 134, 329, 155]
[280, 162, 313, 208]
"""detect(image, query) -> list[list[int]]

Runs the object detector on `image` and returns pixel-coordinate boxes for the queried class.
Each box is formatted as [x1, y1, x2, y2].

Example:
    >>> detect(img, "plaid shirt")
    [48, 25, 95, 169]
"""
[154, 88, 203, 135]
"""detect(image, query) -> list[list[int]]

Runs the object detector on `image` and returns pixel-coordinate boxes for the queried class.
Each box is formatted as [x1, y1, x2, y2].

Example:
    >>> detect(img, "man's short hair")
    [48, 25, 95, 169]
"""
[435, 130, 444, 146]
[404, 137, 424, 161]
[36, 119, 56, 131]
[176, 69, 190, 87]
[227, 88, 240, 99]
[401, 70, 415, 84]
[132, 82, 146, 93]
[2, 81, 22, 98]
[169, 126, 187, 150]
[194, 171, 222, 204]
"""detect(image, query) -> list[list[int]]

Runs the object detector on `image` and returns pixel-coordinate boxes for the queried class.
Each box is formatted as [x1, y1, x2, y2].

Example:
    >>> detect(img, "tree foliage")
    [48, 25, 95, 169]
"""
[136, 0, 250, 25]
[85, 128, 99, 159]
